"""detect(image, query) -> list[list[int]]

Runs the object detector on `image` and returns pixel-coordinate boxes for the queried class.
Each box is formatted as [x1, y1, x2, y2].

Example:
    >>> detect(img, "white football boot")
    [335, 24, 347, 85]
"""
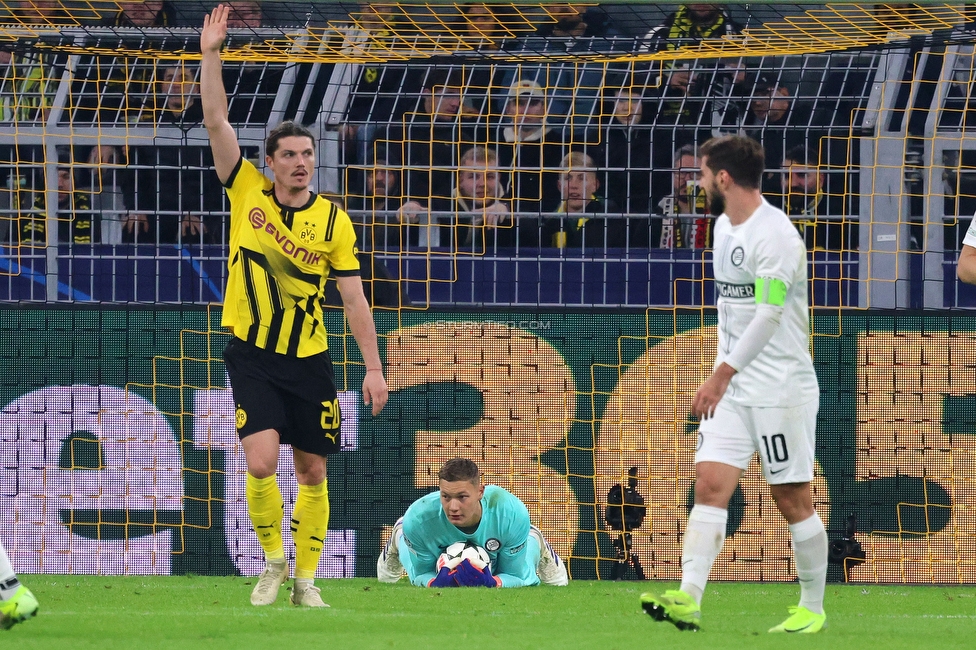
[250, 558, 289, 606]
[376, 517, 405, 583]
[291, 579, 330, 607]
[530, 525, 569, 586]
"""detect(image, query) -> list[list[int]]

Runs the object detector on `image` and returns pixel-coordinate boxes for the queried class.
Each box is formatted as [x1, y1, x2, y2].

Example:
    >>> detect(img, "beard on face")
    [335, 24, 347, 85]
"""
[707, 184, 726, 216]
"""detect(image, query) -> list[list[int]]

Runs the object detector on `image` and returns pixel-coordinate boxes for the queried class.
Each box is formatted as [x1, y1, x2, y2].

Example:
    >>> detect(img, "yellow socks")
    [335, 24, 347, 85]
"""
[247, 474, 330, 577]
[246, 473, 285, 561]
[291, 479, 329, 580]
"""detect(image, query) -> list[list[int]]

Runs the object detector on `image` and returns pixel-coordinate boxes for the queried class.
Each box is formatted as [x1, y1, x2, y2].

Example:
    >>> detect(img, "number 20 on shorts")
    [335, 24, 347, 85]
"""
[320, 398, 340, 432]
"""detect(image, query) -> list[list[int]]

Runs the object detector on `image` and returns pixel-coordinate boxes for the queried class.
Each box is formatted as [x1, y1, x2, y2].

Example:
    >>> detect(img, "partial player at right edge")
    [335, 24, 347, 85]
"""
[956, 208, 976, 285]
[640, 135, 827, 634]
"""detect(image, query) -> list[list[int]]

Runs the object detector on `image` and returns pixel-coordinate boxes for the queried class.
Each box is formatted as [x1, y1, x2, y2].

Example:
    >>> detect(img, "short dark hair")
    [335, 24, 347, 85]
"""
[438, 458, 480, 484]
[369, 143, 401, 167]
[699, 135, 764, 190]
[266, 120, 315, 157]
[783, 144, 818, 168]
[423, 68, 467, 92]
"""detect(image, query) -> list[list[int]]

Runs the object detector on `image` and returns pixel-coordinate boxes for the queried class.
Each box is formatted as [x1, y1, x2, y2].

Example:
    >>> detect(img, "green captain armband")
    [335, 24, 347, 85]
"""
[755, 277, 788, 306]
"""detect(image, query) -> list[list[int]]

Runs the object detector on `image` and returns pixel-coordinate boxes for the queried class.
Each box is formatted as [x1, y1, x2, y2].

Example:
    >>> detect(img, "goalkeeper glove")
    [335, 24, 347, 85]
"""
[453, 559, 500, 587]
[428, 566, 458, 588]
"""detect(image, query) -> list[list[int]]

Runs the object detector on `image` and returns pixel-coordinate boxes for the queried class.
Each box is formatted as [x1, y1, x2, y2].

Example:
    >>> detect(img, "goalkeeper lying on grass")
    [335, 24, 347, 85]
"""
[377, 458, 569, 587]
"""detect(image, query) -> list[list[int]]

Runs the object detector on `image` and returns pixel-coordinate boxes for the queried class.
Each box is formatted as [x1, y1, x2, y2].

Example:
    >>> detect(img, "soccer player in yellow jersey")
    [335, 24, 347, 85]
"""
[201, 5, 389, 608]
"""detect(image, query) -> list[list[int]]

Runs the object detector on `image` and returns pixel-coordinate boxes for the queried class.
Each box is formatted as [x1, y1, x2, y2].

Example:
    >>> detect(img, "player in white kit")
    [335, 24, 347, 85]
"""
[641, 135, 828, 634]
[956, 212, 976, 284]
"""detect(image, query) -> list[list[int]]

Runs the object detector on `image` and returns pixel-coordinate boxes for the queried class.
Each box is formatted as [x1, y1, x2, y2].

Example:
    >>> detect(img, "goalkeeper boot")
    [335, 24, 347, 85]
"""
[291, 579, 330, 608]
[768, 606, 827, 634]
[530, 525, 568, 586]
[250, 558, 289, 606]
[0, 585, 39, 630]
[376, 517, 405, 583]
[640, 589, 701, 631]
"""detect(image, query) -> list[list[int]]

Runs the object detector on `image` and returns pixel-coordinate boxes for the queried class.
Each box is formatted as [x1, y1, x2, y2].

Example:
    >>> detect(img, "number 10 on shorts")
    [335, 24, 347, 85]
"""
[761, 434, 789, 464]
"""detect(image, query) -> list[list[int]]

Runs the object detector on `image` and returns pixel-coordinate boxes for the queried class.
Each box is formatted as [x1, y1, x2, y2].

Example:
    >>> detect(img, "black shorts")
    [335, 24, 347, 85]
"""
[222, 336, 342, 456]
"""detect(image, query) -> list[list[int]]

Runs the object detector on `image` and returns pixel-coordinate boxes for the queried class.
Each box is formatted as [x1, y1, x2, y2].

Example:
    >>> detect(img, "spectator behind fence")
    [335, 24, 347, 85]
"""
[638, 3, 744, 98]
[638, 4, 745, 182]
[542, 151, 625, 250]
[430, 145, 512, 251]
[126, 62, 217, 245]
[739, 75, 811, 195]
[108, 1, 176, 26]
[493, 79, 566, 236]
[77, 3, 180, 124]
[598, 84, 653, 217]
[224, 1, 262, 28]
[9, 0, 68, 24]
[83, 145, 128, 244]
[459, 3, 515, 119]
[125, 144, 220, 245]
[20, 165, 94, 246]
[156, 62, 203, 126]
[460, 2, 511, 49]
[86, 145, 155, 244]
[640, 4, 743, 52]
[345, 145, 403, 252]
[390, 68, 480, 248]
[656, 144, 711, 249]
[0, 146, 44, 243]
[336, 3, 412, 167]
[0, 2, 66, 124]
[70, 54, 160, 125]
[500, 4, 623, 128]
[778, 144, 852, 251]
[0, 164, 15, 245]
[745, 79, 791, 127]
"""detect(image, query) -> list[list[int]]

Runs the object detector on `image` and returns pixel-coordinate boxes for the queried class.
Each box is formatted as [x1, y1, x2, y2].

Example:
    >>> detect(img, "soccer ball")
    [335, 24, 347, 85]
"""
[437, 541, 491, 571]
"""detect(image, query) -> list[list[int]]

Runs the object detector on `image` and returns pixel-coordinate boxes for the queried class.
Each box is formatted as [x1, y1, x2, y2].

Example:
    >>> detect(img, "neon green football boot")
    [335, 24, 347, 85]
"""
[768, 605, 827, 633]
[0, 585, 39, 630]
[640, 589, 701, 631]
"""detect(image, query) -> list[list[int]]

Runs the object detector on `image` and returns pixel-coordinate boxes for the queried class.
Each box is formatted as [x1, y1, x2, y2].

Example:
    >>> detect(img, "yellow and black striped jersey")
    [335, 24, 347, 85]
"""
[221, 157, 360, 357]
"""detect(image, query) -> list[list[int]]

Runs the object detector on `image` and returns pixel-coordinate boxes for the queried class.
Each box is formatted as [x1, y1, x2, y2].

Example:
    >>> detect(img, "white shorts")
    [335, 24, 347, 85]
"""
[696, 398, 818, 485]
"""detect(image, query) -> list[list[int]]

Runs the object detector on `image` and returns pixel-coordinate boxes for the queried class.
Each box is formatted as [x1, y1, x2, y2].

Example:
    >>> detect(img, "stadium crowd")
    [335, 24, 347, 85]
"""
[0, 3, 858, 254]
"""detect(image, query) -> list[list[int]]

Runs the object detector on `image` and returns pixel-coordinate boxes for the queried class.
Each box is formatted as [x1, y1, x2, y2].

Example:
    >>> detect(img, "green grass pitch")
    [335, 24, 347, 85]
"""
[5, 576, 976, 649]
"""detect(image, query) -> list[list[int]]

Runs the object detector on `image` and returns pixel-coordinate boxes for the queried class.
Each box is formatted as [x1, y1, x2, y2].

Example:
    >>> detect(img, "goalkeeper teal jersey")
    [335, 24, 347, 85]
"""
[400, 485, 540, 587]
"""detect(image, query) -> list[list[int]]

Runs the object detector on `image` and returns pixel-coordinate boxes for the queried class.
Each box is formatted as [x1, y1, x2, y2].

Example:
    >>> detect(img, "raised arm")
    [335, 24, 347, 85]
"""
[200, 4, 241, 185]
